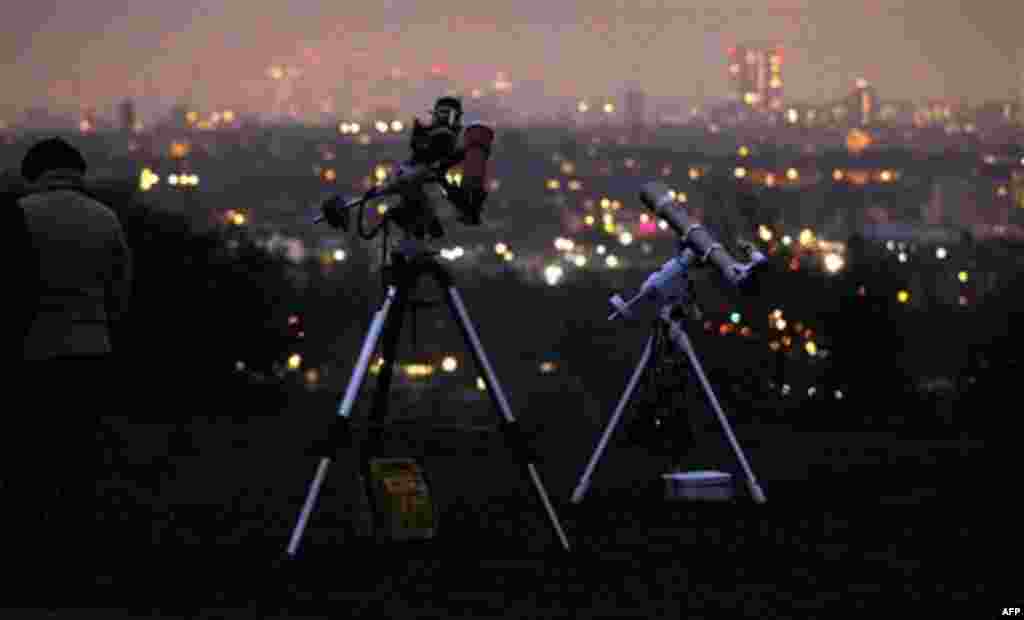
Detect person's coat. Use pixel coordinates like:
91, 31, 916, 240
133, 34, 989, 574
17, 168, 132, 361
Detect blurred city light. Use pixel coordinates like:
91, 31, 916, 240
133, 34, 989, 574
170, 141, 190, 159
618, 232, 633, 246
495, 242, 508, 255
402, 364, 433, 379
897, 290, 910, 303
476, 377, 487, 391
730, 312, 741, 324
898, 252, 908, 263
544, 265, 564, 286
605, 255, 620, 268
799, 228, 815, 247
805, 341, 818, 356
958, 271, 969, 283
574, 255, 587, 267
936, 247, 948, 259
824, 252, 845, 273
442, 356, 458, 373
781, 235, 792, 246
596, 245, 607, 255
734, 167, 747, 179
333, 249, 347, 262
287, 353, 302, 370
758, 225, 773, 242
139, 168, 160, 191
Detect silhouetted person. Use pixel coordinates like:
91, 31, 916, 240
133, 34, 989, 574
6, 137, 132, 566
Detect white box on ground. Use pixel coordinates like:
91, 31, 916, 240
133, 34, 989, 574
662, 470, 734, 501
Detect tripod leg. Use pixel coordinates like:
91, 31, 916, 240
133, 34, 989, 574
444, 286, 572, 552
572, 332, 655, 504
286, 289, 399, 558
368, 288, 410, 427
666, 320, 767, 504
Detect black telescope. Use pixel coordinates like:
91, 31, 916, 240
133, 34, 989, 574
639, 181, 765, 291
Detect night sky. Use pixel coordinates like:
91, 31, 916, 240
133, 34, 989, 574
3, 1, 1022, 113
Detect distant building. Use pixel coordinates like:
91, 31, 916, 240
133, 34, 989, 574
118, 99, 136, 132
849, 79, 878, 127
23, 107, 73, 131
727, 43, 784, 112
624, 88, 647, 129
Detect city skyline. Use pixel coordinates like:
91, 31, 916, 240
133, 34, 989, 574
2, 1, 1023, 119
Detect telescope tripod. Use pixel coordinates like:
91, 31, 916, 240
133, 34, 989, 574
571, 304, 767, 505
286, 241, 571, 556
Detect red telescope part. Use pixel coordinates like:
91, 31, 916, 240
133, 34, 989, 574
461, 122, 494, 190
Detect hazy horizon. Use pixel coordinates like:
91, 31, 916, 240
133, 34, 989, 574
2, 1, 1022, 117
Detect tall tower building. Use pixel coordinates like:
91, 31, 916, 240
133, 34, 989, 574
850, 78, 878, 126
727, 44, 784, 111
118, 98, 136, 132
624, 88, 647, 129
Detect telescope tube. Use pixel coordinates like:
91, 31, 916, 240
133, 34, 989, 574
639, 181, 762, 288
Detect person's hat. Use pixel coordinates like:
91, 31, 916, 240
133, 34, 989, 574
21, 137, 87, 182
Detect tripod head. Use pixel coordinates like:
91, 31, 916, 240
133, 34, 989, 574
315, 97, 495, 240
609, 241, 699, 321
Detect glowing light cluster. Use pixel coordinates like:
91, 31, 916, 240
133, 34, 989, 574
404, 364, 434, 378
799, 228, 816, 247
823, 252, 845, 273
440, 246, 465, 261
168, 173, 199, 187
139, 168, 160, 191
554, 237, 575, 252
225, 210, 247, 226
544, 264, 564, 286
